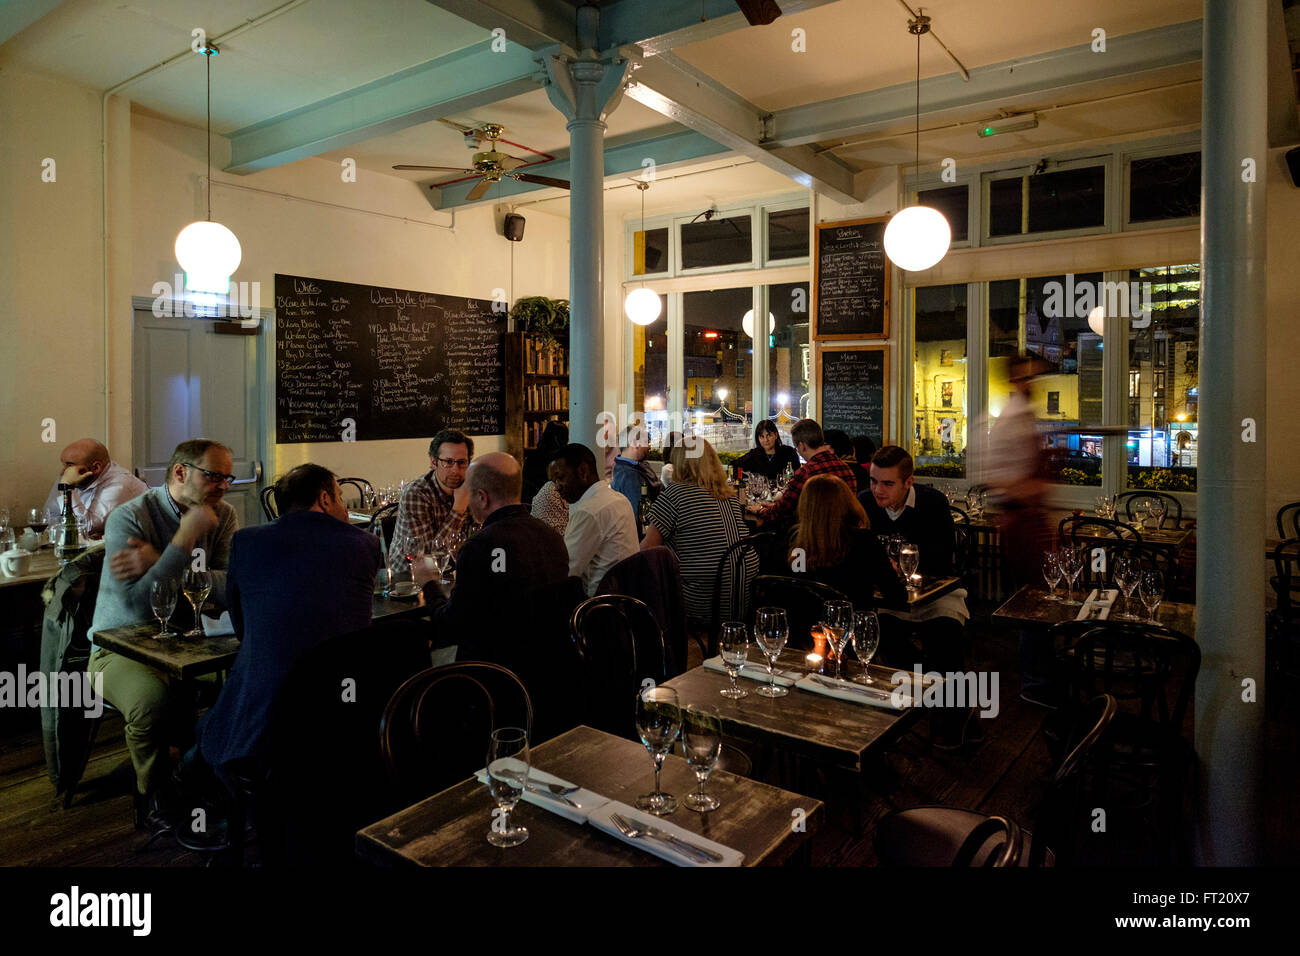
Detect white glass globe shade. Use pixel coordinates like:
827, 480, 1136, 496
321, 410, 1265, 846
625, 287, 662, 325
175, 220, 242, 293
741, 310, 775, 339
883, 206, 951, 272
1087, 305, 1106, 337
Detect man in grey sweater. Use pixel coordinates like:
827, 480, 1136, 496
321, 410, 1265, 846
88, 439, 239, 823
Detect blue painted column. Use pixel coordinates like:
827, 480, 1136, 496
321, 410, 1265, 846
543, 5, 630, 449
1195, 0, 1267, 866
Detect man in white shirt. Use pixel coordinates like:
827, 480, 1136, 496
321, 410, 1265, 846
43, 439, 148, 539
549, 443, 638, 596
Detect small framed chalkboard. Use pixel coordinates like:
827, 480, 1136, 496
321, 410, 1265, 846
813, 217, 889, 340
817, 345, 889, 447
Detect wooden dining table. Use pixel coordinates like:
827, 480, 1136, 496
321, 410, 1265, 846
0, 545, 82, 590
356, 724, 823, 867
993, 584, 1197, 637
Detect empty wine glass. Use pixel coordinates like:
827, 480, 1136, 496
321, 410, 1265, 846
681, 706, 722, 813
181, 568, 211, 638
898, 543, 920, 591
635, 685, 681, 815
1042, 551, 1062, 602
0, 508, 9, 535
150, 579, 178, 639
1133, 499, 1150, 530
821, 600, 853, 680
486, 727, 530, 847
753, 607, 790, 698
850, 610, 880, 684
1139, 570, 1165, 623
718, 621, 750, 699
1113, 553, 1139, 620
1148, 497, 1167, 529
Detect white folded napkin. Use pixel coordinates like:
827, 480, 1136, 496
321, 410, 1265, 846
587, 801, 743, 867
472, 766, 608, 825
703, 655, 800, 687
1084, 588, 1119, 606
201, 611, 236, 637
794, 673, 914, 709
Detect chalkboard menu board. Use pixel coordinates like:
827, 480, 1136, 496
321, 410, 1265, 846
275, 274, 505, 443
817, 346, 889, 445
814, 217, 889, 339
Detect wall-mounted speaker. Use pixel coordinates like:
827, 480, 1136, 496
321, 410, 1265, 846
1287, 147, 1300, 188
504, 213, 526, 241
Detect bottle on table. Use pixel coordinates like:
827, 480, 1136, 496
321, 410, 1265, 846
55, 485, 85, 566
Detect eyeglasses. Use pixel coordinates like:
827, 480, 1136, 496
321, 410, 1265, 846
435, 457, 471, 469
183, 462, 236, 485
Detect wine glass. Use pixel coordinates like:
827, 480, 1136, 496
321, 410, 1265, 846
850, 611, 880, 684
1148, 497, 1167, 529
150, 579, 178, 639
898, 543, 920, 591
753, 607, 790, 698
1042, 550, 1063, 602
1139, 570, 1164, 623
718, 621, 750, 699
1133, 499, 1150, 530
635, 685, 681, 816
821, 600, 853, 680
680, 705, 722, 813
1113, 554, 1138, 620
27, 507, 49, 537
181, 568, 211, 638
0, 508, 9, 536
485, 727, 530, 847
1059, 547, 1082, 606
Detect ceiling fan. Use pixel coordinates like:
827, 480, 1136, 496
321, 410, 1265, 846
735, 0, 782, 26
392, 123, 570, 200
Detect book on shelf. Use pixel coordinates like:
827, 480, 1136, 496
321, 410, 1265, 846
524, 336, 569, 376
524, 382, 569, 411
524, 415, 568, 450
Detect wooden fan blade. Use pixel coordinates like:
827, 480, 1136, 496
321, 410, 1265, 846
465, 178, 494, 200
498, 155, 526, 171
513, 173, 570, 189
735, 0, 781, 27
392, 164, 477, 173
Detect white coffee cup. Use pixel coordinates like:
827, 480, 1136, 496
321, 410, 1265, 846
1, 549, 34, 578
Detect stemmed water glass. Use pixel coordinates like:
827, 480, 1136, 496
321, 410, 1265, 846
1113, 554, 1139, 619
1132, 499, 1150, 530
181, 568, 211, 637
485, 727, 530, 847
898, 543, 920, 591
850, 610, 880, 684
150, 579, 178, 639
821, 600, 853, 680
718, 622, 750, 699
1095, 495, 1115, 519
1147, 497, 1167, 529
965, 488, 985, 518
681, 705, 722, 813
1139, 570, 1165, 623
1059, 547, 1084, 605
0, 509, 9, 537
753, 607, 790, 698
1042, 550, 1063, 602
635, 685, 681, 816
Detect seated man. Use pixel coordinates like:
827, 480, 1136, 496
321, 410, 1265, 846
87, 439, 239, 825
824, 428, 872, 494
859, 445, 975, 749
415, 452, 569, 659
610, 419, 662, 536
191, 464, 381, 793
43, 438, 147, 539
550, 443, 638, 596
388, 428, 478, 558
746, 418, 858, 529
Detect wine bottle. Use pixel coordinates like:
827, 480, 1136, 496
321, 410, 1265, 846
55, 484, 85, 565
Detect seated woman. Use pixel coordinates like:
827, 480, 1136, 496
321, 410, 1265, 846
529, 478, 568, 535
657, 431, 683, 485
643, 439, 756, 632
789, 474, 907, 611
522, 422, 568, 505
735, 420, 801, 481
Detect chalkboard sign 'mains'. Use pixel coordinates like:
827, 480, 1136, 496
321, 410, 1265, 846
814, 217, 889, 340
274, 274, 505, 443
817, 346, 889, 447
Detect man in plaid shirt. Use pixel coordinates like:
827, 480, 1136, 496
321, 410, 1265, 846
389, 429, 479, 558
746, 418, 857, 527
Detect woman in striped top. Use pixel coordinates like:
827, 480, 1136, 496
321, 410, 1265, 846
643, 439, 756, 629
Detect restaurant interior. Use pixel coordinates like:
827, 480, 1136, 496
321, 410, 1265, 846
1, 0, 1298, 894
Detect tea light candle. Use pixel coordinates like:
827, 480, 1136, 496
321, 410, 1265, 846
908, 573, 923, 589
806, 653, 823, 672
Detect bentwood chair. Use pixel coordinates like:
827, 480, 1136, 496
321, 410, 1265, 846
948, 505, 973, 581
1276, 502, 1300, 540
380, 661, 533, 808
708, 532, 772, 657
259, 485, 278, 521
749, 574, 854, 652
1115, 490, 1184, 530
367, 502, 399, 549
336, 477, 374, 508
570, 595, 668, 740
1266, 538, 1300, 716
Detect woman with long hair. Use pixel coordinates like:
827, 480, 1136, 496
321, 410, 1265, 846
735, 419, 801, 480
522, 422, 568, 504
789, 474, 905, 610
643, 439, 755, 629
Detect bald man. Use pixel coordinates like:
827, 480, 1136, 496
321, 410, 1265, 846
414, 452, 569, 657
43, 439, 148, 538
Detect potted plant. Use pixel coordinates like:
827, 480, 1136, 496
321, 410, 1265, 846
510, 296, 570, 350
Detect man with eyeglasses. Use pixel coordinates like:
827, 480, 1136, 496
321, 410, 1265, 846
87, 438, 240, 832
388, 428, 479, 559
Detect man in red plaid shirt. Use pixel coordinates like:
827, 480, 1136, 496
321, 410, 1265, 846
746, 418, 857, 526
389, 429, 479, 558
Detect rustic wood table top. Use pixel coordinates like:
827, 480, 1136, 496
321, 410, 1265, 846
356, 725, 823, 867
663, 649, 918, 773
0, 547, 63, 589
993, 585, 1197, 637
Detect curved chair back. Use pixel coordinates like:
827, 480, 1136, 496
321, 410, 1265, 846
259, 485, 278, 521
1115, 490, 1183, 529
709, 532, 771, 656
367, 502, 399, 550
336, 477, 374, 508
948, 505, 972, 578
1277, 502, 1300, 540
952, 816, 1022, 867
1031, 693, 1118, 866
570, 595, 667, 739
750, 574, 855, 651
380, 661, 533, 807
597, 547, 687, 677
1270, 538, 1300, 617
1058, 515, 1141, 547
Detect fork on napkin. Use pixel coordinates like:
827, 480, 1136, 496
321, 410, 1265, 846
1076, 588, 1119, 621
473, 766, 609, 824
587, 802, 743, 867
794, 673, 913, 709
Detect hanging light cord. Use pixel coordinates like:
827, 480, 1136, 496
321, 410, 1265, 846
913, 21, 920, 179
206, 46, 212, 221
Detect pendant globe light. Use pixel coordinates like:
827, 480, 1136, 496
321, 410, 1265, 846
883, 13, 951, 273
625, 182, 662, 326
175, 42, 242, 296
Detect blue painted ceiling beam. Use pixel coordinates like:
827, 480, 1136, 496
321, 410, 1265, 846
422, 0, 576, 50
0, 0, 65, 46
225, 40, 541, 174
598, 0, 841, 56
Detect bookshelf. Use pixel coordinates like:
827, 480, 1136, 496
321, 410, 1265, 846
505, 331, 570, 462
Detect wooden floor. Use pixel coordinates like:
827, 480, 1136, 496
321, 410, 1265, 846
2, 603, 1296, 867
